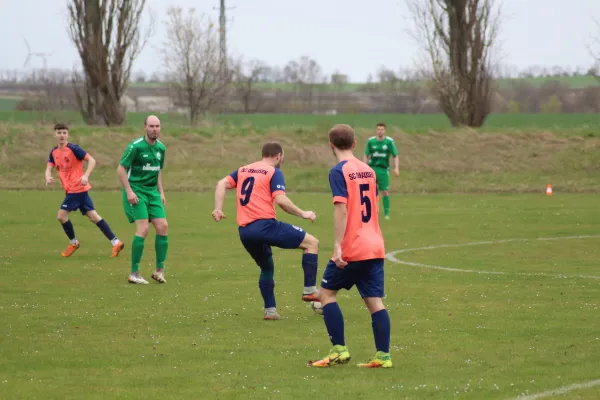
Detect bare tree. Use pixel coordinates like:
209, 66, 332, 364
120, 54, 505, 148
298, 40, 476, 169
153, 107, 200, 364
589, 19, 600, 82
408, 0, 501, 127
67, 0, 152, 126
283, 56, 324, 109
233, 59, 269, 113
162, 6, 232, 125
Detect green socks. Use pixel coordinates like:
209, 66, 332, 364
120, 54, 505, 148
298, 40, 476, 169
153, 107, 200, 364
383, 195, 390, 216
131, 235, 168, 273
155, 235, 169, 269
131, 235, 145, 273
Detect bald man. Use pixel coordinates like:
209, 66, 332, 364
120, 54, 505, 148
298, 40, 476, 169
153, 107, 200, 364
117, 115, 169, 284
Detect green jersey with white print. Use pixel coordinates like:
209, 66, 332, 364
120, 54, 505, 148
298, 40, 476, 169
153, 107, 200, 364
119, 136, 166, 188
364, 136, 398, 170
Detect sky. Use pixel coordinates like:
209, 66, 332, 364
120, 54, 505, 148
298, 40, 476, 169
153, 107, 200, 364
1, 0, 599, 82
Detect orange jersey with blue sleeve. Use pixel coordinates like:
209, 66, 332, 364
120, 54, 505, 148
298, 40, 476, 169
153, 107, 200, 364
226, 161, 286, 227
47, 143, 92, 194
329, 157, 385, 261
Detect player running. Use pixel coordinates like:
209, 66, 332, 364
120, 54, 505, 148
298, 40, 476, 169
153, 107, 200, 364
308, 124, 392, 368
212, 142, 321, 321
117, 115, 169, 285
363, 122, 399, 220
45, 123, 124, 258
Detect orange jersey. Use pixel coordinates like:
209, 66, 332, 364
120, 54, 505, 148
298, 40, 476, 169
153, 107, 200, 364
226, 161, 286, 227
47, 143, 91, 194
329, 157, 385, 261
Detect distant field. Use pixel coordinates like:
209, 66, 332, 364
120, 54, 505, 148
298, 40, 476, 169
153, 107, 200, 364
126, 75, 600, 91
0, 97, 19, 111
0, 111, 598, 135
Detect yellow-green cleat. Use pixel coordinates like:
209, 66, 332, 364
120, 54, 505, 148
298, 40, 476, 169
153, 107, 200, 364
357, 351, 393, 368
307, 345, 351, 367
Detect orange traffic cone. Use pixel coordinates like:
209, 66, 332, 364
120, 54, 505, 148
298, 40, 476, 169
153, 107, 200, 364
546, 184, 552, 195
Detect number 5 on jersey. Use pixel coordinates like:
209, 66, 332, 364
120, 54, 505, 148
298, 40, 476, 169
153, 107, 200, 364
360, 183, 372, 223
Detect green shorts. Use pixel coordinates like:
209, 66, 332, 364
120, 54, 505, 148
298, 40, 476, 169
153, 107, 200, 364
122, 186, 166, 223
373, 167, 390, 191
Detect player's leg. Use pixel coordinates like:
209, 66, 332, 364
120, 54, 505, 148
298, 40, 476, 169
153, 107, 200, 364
270, 221, 320, 300
355, 259, 392, 368
376, 168, 391, 220
83, 193, 124, 257
57, 194, 80, 257
123, 189, 150, 284
238, 231, 279, 320
308, 260, 353, 367
147, 190, 168, 284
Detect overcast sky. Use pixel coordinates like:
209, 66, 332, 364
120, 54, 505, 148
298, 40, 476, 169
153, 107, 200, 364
1, 0, 599, 82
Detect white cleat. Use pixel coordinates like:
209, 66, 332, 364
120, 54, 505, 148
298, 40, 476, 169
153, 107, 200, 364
128, 274, 149, 284
151, 271, 166, 284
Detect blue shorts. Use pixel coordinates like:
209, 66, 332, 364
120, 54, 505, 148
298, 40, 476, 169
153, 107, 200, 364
61, 191, 95, 215
321, 258, 385, 298
238, 219, 307, 263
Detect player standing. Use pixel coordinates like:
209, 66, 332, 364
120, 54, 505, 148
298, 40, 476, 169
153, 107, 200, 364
212, 142, 321, 320
363, 122, 399, 220
308, 124, 392, 368
45, 123, 124, 257
117, 115, 169, 285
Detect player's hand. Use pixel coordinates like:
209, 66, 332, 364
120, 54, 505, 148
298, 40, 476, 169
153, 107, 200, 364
301, 211, 316, 222
394, 168, 400, 177
126, 190, 139, 205
212, 209, 226, 222
333, 244, 348, 268
80, 174, 89, 186
160, 193, 167, 206
45, 176, 53, 185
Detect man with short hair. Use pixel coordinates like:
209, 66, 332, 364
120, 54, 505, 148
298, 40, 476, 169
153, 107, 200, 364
363, 122, 399, 220
117, 115, 169, 285
45, 123, 124, 257
212, 142, 321, 320
308, 124, 392, 368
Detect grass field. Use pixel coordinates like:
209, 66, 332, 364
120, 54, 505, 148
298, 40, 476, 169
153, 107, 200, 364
1, 191, 599, 399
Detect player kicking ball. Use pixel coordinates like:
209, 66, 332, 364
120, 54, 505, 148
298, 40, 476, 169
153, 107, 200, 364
212, 142, 321, 321
308, 124, 392, 368
45, 123, 124, 258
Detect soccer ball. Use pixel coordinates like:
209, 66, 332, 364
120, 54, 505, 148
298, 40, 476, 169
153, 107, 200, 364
311, 301, 324, 315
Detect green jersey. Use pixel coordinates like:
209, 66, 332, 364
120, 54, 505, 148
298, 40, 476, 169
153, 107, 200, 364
365, 136, 398, 169
119, 136, 166, 188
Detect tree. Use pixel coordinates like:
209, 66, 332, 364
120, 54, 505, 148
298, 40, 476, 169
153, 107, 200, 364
408, 0, 501, 127
589, 19, 600, 82
67, 0, 151, 126
233, 59, 269, 113
162, 6, 232, 125
283, 56, 324, 108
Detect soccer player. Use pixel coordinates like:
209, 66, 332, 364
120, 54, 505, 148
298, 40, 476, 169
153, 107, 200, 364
308, 124, 392, 368
212, 142, 321, 320
45, 123, 124, 258
117, 115, 169, 285
363, 122, 399, 220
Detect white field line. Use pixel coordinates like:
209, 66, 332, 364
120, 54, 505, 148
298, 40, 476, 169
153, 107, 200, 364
508, 378, 600, 399
385, 235, 600, 280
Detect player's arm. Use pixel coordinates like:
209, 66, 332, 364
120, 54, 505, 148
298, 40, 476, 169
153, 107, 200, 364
363, 141, 371, 164
117, 144, 139, 204
81, 154, 96, 185
390, 140, 399, 175
329, 167, 349, 267
158, 170, 166, 206
212, 170, 237, 222
271, 169, 315, 221
45, 150, 55, 184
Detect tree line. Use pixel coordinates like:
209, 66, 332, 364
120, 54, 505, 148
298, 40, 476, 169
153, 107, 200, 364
6, 1, 600, 127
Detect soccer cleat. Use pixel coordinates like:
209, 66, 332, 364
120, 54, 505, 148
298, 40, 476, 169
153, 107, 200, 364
357, 351, 393, 368
384, 215, 390, 220
128, 274, 149, 284
307, 345, 351, 367
61, 241, 80, 257
151, 270, 166, 284
263, 310, 281, 320
111, 241, 125, 258
301, 291, 320, 302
